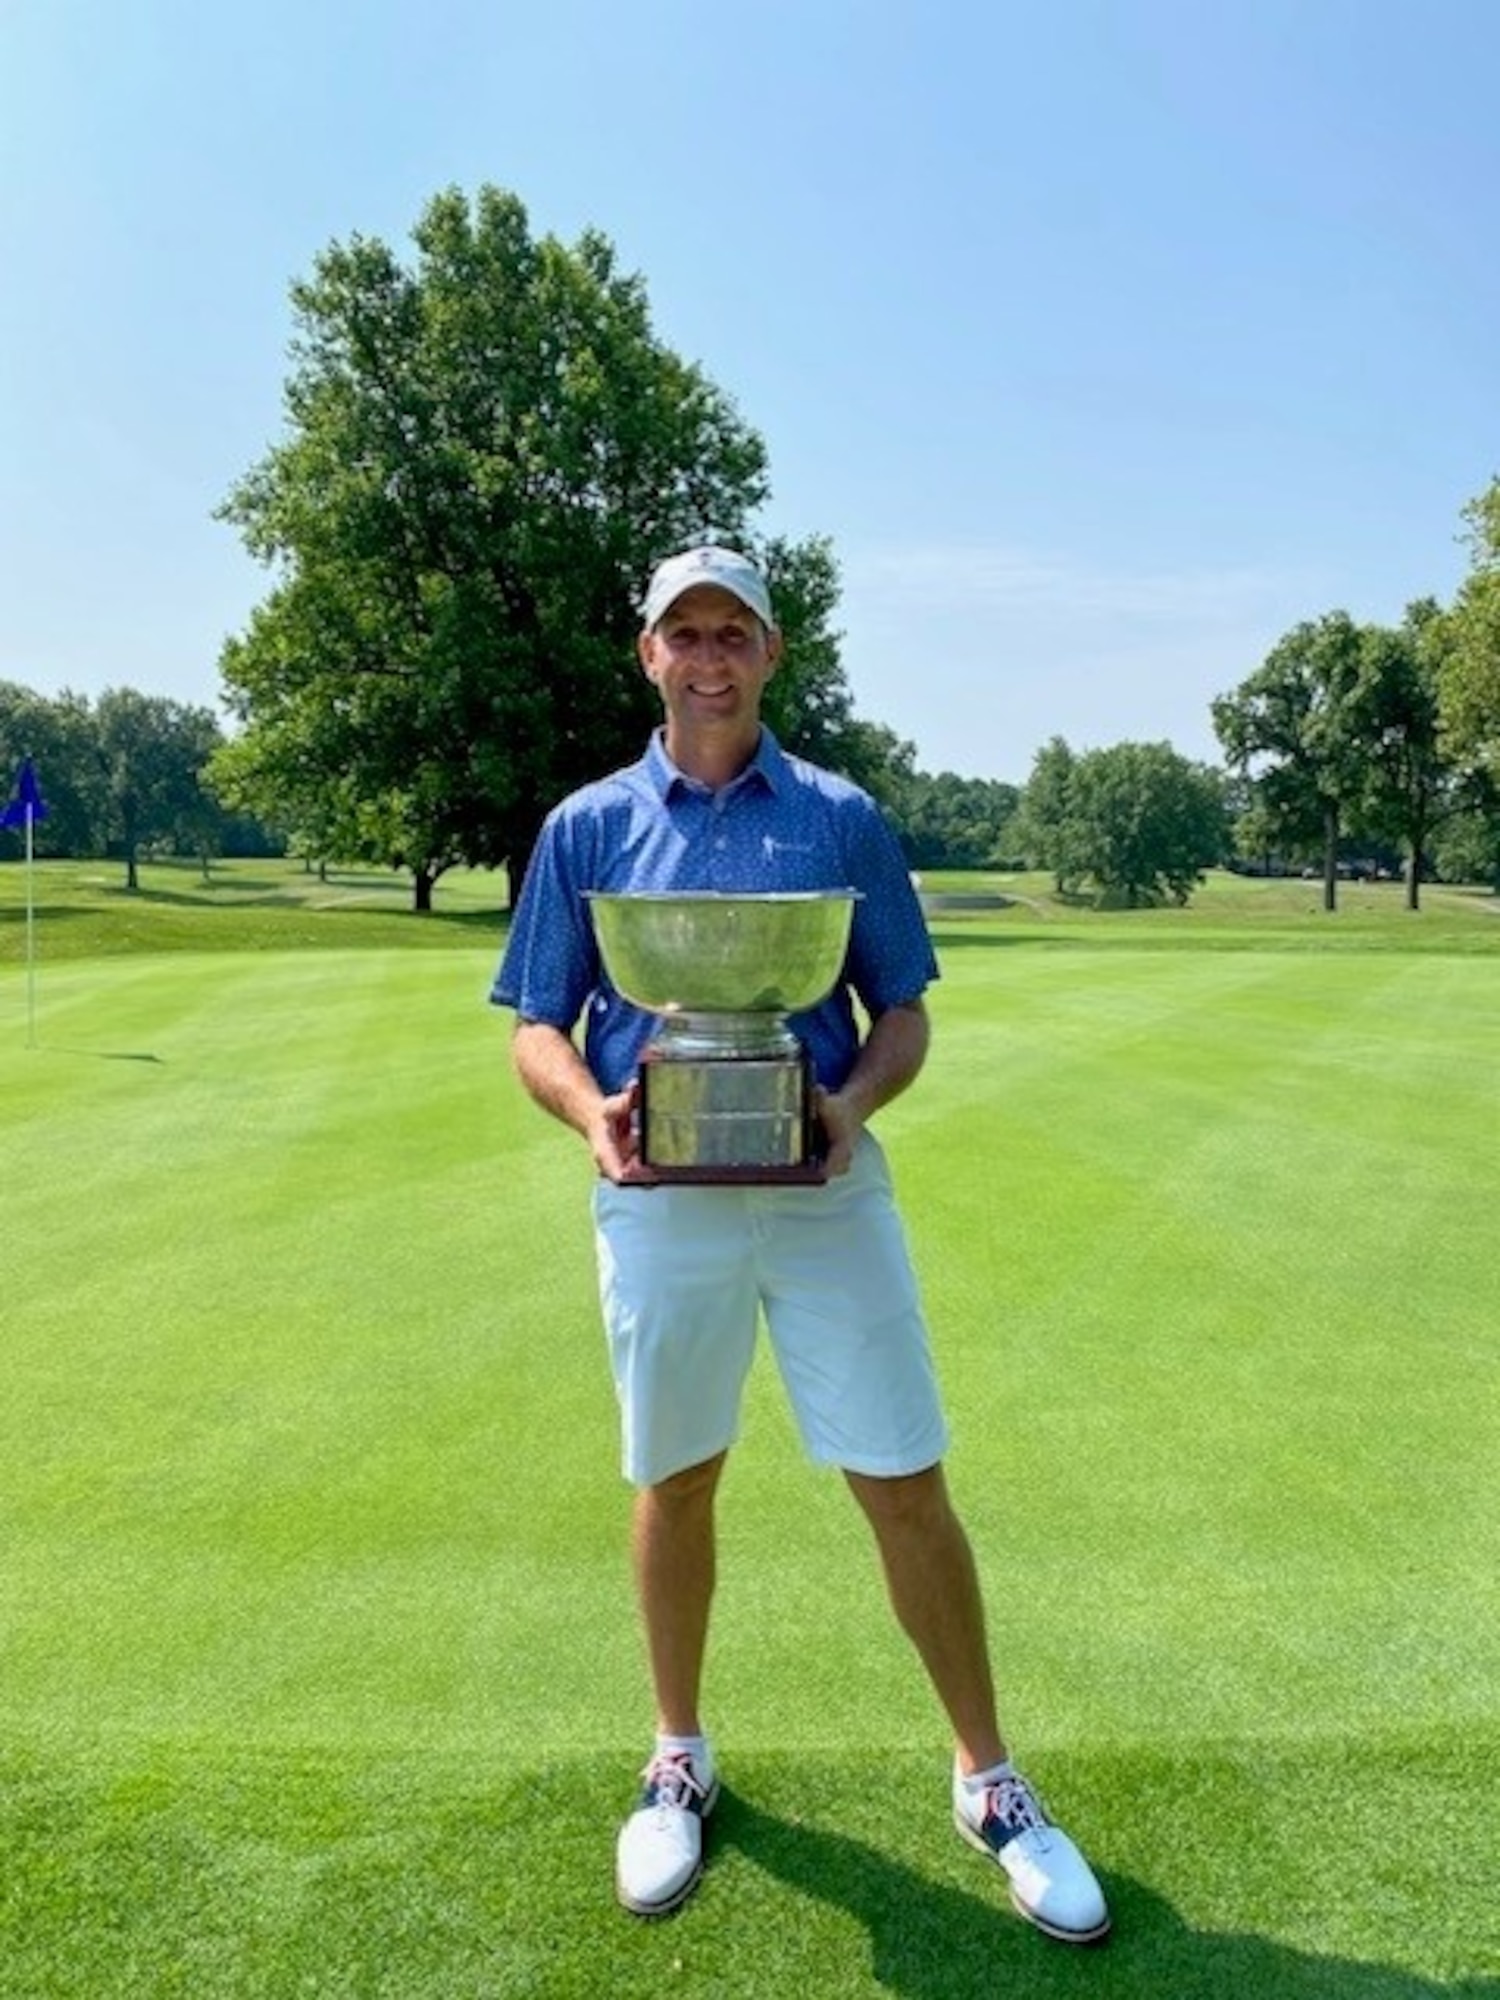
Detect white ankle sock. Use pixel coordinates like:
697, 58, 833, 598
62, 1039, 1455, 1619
657, 1732, 710, 1772
960, 1757, 1015, 1794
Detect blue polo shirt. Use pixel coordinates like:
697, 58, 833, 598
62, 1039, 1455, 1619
491, 728, 939, 1094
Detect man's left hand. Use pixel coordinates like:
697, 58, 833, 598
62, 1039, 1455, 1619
812, 1085, 863, 1178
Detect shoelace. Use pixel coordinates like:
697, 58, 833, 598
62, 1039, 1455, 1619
640, 1751, 710, 1815
979, 1775, 1050, 1841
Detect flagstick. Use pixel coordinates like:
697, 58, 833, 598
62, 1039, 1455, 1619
24, 806, 37, 1047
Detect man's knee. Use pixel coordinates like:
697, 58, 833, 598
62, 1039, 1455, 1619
844, 1460, 951, 1533
643, 1450, 728, 1514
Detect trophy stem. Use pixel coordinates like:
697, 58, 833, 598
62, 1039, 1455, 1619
653, 1010, 799, 1059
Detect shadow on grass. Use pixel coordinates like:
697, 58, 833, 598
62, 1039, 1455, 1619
926, 927, 1071, 951
332, 902, 504, 932
64, 883, 502, 923
717, 1788, 1485, 2000
0, 1751, 1489, 1999
0, 903, 118, 926
50, 1047, 166, 1063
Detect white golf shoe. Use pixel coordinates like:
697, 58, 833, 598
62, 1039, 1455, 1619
953, 1763, 1111, 1944
616, 1745, 719, 1916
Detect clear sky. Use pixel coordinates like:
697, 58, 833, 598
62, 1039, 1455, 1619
3, 0, 1497, 783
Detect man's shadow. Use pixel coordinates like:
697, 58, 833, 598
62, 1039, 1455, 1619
715, 1789, 1495, 1999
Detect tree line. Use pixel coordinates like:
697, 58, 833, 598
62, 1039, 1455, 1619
1211, 588, 1500, 911
4, 184, 1498, 909
0, 682, 274, 886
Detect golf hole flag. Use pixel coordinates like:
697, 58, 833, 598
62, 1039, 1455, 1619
4, 757, 49, 1046
2, 756, 49, 829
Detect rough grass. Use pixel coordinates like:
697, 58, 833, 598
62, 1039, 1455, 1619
1, 861, 1496, 1996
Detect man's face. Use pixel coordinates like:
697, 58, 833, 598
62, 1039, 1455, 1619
638, 583, 781, 732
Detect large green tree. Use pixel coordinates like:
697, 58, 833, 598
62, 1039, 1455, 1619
216, 186, 847, 909
1066, 741, 1225, 906
1212, 610, 1365, 912
1442, 481, 1500, 779
1013, 736, 1224, 904
1011, 736, 1084, 890
1349, 601, 1487, 910
95, 689, 224, 889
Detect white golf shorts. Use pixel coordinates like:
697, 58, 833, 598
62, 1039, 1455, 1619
591, 1132, 950, 1487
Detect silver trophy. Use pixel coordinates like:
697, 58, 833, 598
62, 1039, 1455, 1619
586, 890, 860, 1184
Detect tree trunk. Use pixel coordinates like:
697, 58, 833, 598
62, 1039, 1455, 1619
1405, 810, 1425, 912
1322, 801, 1339, 913
412, 866, 436, 913
122, 799, 139, 891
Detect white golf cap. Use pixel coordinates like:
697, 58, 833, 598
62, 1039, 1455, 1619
641, 545, 776, 631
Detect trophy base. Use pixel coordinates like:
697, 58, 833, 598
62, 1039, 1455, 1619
627, 1049, 826, 1186
620, 1159, 830, 1187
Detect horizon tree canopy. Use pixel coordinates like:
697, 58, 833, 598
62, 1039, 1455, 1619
215, 184, 849, 908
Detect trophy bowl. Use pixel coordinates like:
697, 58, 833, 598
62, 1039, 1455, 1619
586, 890, 858, 1018
585, 890, 860, 1181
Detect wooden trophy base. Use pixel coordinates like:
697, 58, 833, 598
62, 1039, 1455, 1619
620, 1049, 828, 1187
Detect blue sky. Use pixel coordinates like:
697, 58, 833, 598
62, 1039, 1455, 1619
3, 0, 1497, 783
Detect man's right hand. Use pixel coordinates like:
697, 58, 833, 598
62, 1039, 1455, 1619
589, 1081, 640, 1182
512, 1021, 641, 1181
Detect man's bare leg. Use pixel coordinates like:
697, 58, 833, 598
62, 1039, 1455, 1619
632, 1450, 727, 1734
616, 1451, 727, 1915
844, 1461, 1007, 1774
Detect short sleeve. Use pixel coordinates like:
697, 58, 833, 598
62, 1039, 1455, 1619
841, 798, 939, 1015
490, 809, 600, 1029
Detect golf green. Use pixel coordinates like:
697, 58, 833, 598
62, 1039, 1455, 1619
1, 881, 1495, 1995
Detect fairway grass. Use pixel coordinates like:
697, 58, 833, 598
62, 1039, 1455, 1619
1, 865, 1496, 1996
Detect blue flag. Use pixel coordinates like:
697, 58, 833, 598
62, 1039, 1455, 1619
1, 757, 48, 828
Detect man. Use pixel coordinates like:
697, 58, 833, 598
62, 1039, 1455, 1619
491, 545, 1109, 1944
